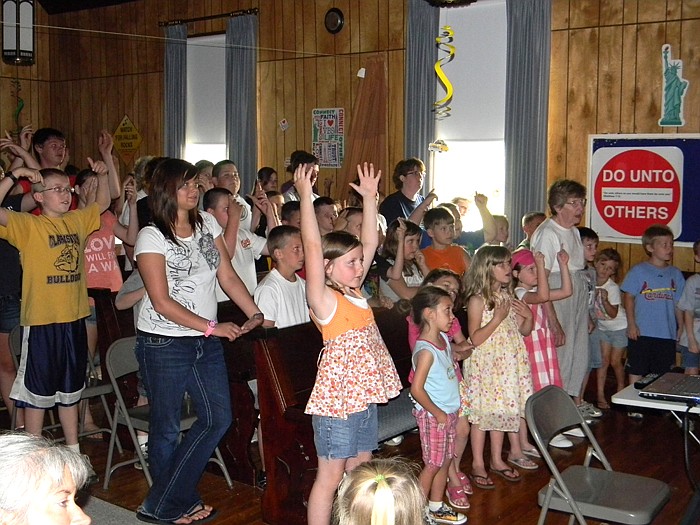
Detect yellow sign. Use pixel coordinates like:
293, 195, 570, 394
113, 115, 142, 166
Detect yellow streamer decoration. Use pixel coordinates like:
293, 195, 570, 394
434, 26, 455, 119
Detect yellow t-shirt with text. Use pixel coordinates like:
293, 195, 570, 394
0, 203, 100, 326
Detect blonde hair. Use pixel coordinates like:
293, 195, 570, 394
334, 459, 425, 525
463, 245, 511, 309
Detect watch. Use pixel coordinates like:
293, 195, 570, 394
5, 171, 17, 183
204, 319, 217, 337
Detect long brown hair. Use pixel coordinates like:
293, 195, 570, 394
149, 158, 202, 245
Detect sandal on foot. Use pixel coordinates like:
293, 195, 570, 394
597, 400, 610, 410
184, 505, 217, 523
522, 447, 541, 458
136, 511, 192, 524
469, 471, 495, 490
507, 457, 539, 470
446, 485, 470, 509
454, 471, 473, 495
489, 466, 521, 482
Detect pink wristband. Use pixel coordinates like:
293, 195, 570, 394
204, 320, 217, 337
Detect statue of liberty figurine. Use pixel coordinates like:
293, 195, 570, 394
659, 45, 689, 127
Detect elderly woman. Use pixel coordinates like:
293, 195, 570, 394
0, 432, 91, 525
530, 180, 591, 425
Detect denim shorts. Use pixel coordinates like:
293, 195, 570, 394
679, 345, 700, 369
588, 328, 603, 369
0, 292, 20, 333
85, 304, 97, 325
312, 404, 378, 460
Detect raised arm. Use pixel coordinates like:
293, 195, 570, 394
474, 192, 497, 244
349, 162, 381, 282
549, 249, 572, 301
386, 218, 407, 281
0, 167, 42, 226
113, 179, 138, 245
97, 130, 122, 201
222, 196, 242, 257
88, 157, 111, 213
407, 190, 437, 226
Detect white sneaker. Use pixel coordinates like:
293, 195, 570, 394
429, 503, 467, 524
384, 435, 404, 446
578, 402, 602, 418
549, 434, 573, 448
563, 427, 585, 438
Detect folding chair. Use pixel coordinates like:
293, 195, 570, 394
103, 336, 233, 490
525, 385, 670, 525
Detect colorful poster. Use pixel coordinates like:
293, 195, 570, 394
588, 134, 700, 246
312, 108, 344, 168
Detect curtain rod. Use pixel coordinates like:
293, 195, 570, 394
158, 8, 259, 28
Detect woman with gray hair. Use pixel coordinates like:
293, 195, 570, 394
0, 432, 91, 525
530, 180, 591, 447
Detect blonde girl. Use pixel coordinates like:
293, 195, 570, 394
333, 458, 425, 525
379, 218, 430, 303
410, 286, 466, 524
296, 163, 402, 525
463, 246, 533, 488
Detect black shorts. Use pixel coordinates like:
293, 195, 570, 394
626, 336, 676, 376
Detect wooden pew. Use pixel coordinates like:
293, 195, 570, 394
255, 307, 415, 525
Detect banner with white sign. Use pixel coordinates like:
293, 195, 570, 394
588, 134, 700, 246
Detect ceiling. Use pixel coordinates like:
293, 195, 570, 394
37, 0, 138, 15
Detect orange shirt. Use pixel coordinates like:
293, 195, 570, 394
422, 244, 467, 276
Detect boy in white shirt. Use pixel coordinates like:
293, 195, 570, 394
204, 187, 280, 296
254, 225, 309, 328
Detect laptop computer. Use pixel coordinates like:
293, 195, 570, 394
639, 372, 700, 405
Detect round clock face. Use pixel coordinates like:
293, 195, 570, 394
325, 8, 344, 34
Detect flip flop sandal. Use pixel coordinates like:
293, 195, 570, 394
489, 467, 521, 482
469, 472, 495, 490
522, 447, 541, 458
446, 485, 470, 509
454, 471, 473, 495
507, 457, 539, 470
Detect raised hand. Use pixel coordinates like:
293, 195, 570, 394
228, 195, 243, 219
293, 163, 316, 198
18, 126, 33, 150
87, 157, 108, 176
124, 177, 137, 205
556, 246, 569, 267
98, 130, 114, 157
474, 192, 488, 208
13, 166, 42, 184
349, 162, 381, 199
534, 251, 545, 266
396, 217, 408, 240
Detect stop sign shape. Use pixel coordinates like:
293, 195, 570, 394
593, 149, 681, 237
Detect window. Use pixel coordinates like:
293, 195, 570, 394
433, 0, 506, 228
185, 34, 226, 164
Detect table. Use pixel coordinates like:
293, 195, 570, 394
612, 383, 700, 445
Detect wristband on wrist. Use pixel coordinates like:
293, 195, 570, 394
5, 171, 17, 183
204, 319, 217, 337
250, 312, 263, 321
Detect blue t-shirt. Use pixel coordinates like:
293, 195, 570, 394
411, 333, 460, 413
620, 262, 685, 340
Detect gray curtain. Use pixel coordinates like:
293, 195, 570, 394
163, 24, 187, 158
226, 15, 258, 194
504, 0, 551, 245
405, 0, 439, 193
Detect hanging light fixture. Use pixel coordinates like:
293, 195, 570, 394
424, 0, 477, 6
3, 0, 34, 65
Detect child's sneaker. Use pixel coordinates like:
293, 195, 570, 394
429, 503, 467, 524
578, 401, 602, 418
82, 454, 99, 485
134, 442, 149, 471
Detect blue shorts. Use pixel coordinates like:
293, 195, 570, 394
312, 404, 378, 460
0, 292, 20, 333
597, 328, 628, 350
11, 320, 88, 409
588, 328, 603, 369
85, 304, 97, 325
679, 345, 700, 370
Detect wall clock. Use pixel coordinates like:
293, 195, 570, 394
324, 8, 344, 34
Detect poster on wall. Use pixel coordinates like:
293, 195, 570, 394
312, 108, 344, 168
588, 134, 700, 247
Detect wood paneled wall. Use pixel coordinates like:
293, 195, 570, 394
7, 0, 405, 198
549, 0, 700, 273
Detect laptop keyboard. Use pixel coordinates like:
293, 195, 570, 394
668, 376, 700, 395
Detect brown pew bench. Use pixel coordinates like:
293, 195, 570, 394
255, 307, 415, 525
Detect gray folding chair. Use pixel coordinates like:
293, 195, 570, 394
103, 336, 233, 490
525, 385, 670, 525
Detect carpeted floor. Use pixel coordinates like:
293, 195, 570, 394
81, 495, 141, 524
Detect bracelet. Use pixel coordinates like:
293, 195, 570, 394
250, 312, 263, 321
5, 171, 17, 183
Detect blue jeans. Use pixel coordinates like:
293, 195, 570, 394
135, 333, 232, 521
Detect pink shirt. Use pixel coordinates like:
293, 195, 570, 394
85, 211, 123, 292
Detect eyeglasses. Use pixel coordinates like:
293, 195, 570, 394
404, 170, 425, 177
40, 186, 74, 194
565, 198, 587, 208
